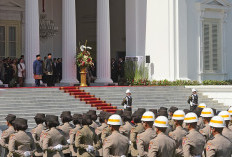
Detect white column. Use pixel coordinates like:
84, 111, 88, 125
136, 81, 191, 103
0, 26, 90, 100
25, 0, 40, 84
95, 0, 113, 84
61, 0, 78, 84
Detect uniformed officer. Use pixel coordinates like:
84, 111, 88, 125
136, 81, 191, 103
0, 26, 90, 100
182, 112, 206, 157
75, 114, 100, 157
168, 106, 178, 130
157, 109, 172, 134
95, 112, 108, 156
69, 114, 82, 157
120, 112, 133, 138
199, 108, 214, 141
137, 111, 156, 157
206, 116, 232, 157
39, 115, 51, 152
8, 118, 35, 157
218, 111, 232, 142
31, 113, 45, 157
103, 114, 129, 157
101, 113, 112, 143
194, 107, 205, 130
169, 110, 187, 157
148, 116, 176, 157
130, 112, 144, 157
121, 89, 132, 111
0, 114, 16, 157
187, 89, 198, 111
88, 110, 100, 129
58, 111, 74, 157
42, 115, 69, 157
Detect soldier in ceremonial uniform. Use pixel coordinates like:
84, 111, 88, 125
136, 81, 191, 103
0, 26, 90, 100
69, 114, 82, 157
31, 113, 45, 157
206, 116, 232, 157
75, 114, 100, 157
187, 89, 198, 111
169, 110, 187, 157
58, 111, 74, 157
218, 111, 232, 142
130, 113, 144, 157
121, 89, 132, 111
148, 116, 176, 157
42, 115, 69, 157
95, 112, 108, 156
137, 111, 156, 157
103, 114, 129, 157
199, 108, 214, 141
120, 112, 134, 138
0, 114, 16, 157
88, 110, 100, 129
182, 112, 206, 157
168, 106, 178, 130
8, 118, 35, 157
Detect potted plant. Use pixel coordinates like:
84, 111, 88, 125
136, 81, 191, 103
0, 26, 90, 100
76, 41, 94, 86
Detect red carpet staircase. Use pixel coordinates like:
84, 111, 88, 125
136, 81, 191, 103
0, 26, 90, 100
60, 86, 119, 113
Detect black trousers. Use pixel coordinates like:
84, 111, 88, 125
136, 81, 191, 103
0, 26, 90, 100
64, 154, 70, 157
190, 105, 197, 111
46, 75, 53, 87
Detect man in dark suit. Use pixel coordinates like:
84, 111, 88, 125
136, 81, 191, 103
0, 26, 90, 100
33, 55, 43, 87
111, 58, 118, 82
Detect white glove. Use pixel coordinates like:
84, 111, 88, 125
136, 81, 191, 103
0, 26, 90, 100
24, 151, 31, 157
124, 105, 127, 109
53, 144, 63, 151
67, 139, 70, 144
121, 155, 126, 157
86, 145, 94, 153
129, 141, 132, 145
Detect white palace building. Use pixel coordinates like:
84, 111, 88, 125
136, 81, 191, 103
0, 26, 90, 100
1, 0, 232, 85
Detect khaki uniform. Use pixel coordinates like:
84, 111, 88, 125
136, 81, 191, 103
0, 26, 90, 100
95, 123, 108, 156
165, 125, 173, 135
182, 129, 206, 157
169, 126, 187, 156
119, 121, 133, 138
8, 131, 35, 157
103, 131, 129, 157
222, 127, 232, 142
0, 126, 15, 156
148, 132, 176, 157
31, 124, 45, 156
136, 128, 156, 157
58, 122, 74, 154
197, 117, 205, 130
90, 121, 100, 130
206, 134, 232, 157
130, 123, 144, 157
199, 123, 212, 141
75, 125, 100, 157
69, 124, 82, 156
39, 129, 49, 149
168, 119, 175, 130
42, 127, 69, 157
101, 126, 111, 143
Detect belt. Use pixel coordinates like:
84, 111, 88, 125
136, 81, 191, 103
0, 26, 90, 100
126, 106, 132, 108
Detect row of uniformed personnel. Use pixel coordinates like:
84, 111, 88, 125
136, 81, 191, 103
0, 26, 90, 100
0, 105, 232, 157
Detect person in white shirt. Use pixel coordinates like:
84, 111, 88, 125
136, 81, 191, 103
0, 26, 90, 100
17, 58, 25, 87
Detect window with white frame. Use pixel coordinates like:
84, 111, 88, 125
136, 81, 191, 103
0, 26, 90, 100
203, 18, 222, 73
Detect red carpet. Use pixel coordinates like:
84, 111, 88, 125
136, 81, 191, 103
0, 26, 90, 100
60, 86, 120, 113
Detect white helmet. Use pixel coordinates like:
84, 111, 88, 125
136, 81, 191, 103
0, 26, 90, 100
184, 112, 198, 123
126, 89, 131, 94
172, 110, 185, 120
107, 114, 122, 126
200, 108, 214, 118
141, 111, 155, 122
192, 89, 197, 92
218, 111, 231, 121
154, 116, 168, 128
209, 116, 225, 128
228, 107, 232, 116
198, 103, 207, 109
